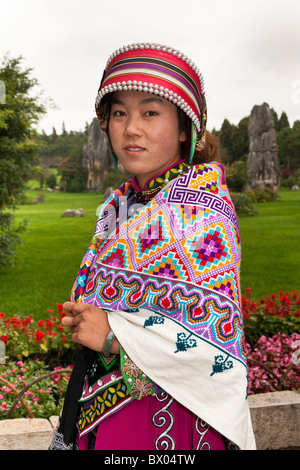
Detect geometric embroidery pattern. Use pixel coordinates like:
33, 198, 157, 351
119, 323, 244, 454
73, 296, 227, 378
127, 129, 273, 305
172, 204, 205, 232
128, 211, 174, 262
99, 242, 129, 269
191, 225, 231, 265
142, 250, 189, 281
83, 266, 246, 363
167, 175, 239, 230
183, 222, 233, 277
200, 269, 238, 304
72, 162, 245, 365
77, 380, 130, 434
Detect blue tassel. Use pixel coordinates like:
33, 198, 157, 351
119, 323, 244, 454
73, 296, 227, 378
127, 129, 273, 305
112, 153, 119, 172
189, 122, 197, 163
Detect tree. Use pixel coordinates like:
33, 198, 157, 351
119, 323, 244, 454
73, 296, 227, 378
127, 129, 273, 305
46, 172, 57, 189
277, 127, 300, 172
293, 120, 300, 134
218, 117, 250, 163
31, 165, 52, 189
219, 119, 234, 162
278, 111, 290, 131
0, 55, 47, 266
271, 108, 279, 131
231, 116, 249, 162
58, 154, 87, 192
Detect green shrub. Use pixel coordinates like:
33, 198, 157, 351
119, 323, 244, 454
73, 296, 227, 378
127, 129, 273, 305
226, 160, 248, 192
230, 191, 258, 216
246, 187, 279, 203
45, 173, 57, 189
102, 170, 132, 193
281, 168, 300, 188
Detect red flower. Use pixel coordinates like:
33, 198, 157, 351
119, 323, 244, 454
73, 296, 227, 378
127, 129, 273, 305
35, 329, 45, 344
1, 334, 8, 344
46, 319, 54, 332
245, 287, 252, 298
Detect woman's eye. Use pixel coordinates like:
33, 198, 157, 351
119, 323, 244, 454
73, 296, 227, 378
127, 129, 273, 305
112, 110, 126, 117
145, 111, 158, 116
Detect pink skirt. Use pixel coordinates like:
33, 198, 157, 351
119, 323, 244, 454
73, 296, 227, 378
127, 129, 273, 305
76, 392, 226, 450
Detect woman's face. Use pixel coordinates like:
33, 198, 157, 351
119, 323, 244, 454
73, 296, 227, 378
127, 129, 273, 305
108, 90, 187, 189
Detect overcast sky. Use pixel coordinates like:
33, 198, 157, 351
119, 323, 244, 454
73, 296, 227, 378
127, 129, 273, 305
1, 0, 300, 134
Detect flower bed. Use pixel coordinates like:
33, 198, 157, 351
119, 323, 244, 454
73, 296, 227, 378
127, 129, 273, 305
246, 333, 300, 395
0, 304, 75, 419
0, 304, 75, 363
0, 292, 299, 419
0, 359, 72, 418
242, 288, 300, 346
243, 289, 300, 395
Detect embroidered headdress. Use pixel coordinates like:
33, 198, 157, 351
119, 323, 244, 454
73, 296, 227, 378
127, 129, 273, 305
95, 42, 207, 161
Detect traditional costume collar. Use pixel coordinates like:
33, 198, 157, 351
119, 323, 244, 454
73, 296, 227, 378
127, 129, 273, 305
130, 159, 188, 204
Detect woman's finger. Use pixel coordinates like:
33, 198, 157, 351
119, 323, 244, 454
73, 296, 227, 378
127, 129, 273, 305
63, 301, 87, 316
62, 301, 75, 315
61, 315, 76, 327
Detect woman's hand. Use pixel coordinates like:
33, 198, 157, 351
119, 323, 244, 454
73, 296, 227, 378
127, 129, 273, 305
61, 301, 120, 355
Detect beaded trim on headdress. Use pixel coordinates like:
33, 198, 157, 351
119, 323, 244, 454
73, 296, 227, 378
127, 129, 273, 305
95, 42, 207, 159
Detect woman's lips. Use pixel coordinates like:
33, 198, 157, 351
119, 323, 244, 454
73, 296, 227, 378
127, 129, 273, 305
124, 145, 146, 154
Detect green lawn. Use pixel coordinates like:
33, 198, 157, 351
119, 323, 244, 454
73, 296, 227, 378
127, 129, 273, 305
0, 190, 103, 318
238, 188, 300, 300
0, 187, 299, 318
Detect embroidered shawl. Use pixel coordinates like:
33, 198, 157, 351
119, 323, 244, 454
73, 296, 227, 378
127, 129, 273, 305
70, 162, 256, 450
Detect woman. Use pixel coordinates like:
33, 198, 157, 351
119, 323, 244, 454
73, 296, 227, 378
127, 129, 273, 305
51, 43, 256, 450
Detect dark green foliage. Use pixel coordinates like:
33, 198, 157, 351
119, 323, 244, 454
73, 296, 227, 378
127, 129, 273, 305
102, 170, 132, 193
281, 168, 300, 188
246, 187, 279, 203
216, 116, 249, 164
226, 160, 248, 192
230, 192, 258, 216
277, 125, 300, 173
0, 55, 46, 266
45, 173, 57, 189
38, 126, 88, 192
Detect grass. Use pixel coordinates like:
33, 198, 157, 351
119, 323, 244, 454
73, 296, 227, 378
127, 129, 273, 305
0, 187, 299, 318
0, 189, 103, 319
238, 188, 300, 300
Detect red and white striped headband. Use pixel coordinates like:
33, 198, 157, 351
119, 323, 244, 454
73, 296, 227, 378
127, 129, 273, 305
95, 42, 206, 137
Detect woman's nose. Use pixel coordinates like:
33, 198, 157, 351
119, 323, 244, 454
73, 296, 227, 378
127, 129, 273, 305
124, 115, 143, 136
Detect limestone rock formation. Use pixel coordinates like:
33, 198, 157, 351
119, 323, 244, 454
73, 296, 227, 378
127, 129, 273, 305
82, 118, 113, 190
62, 208, 84, 217
247, 103, 280, 192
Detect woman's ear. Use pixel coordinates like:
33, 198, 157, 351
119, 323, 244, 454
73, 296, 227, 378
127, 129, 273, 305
179, 130, 187, 143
